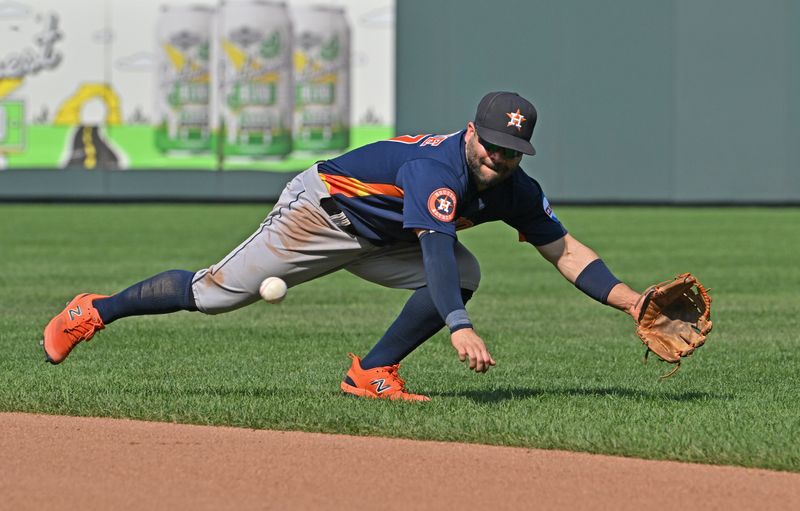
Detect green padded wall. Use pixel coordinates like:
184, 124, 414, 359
396, 0, 799, 203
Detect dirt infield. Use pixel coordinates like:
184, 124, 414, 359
2, 413, 798, 510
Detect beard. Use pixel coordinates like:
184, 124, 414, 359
466, 138, 517, 188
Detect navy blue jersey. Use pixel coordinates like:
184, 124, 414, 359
317, 130, 567, 245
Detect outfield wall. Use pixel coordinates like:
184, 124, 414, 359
396, 0, 799, 204
2, 0, 798, 203
0, 169, 294, 202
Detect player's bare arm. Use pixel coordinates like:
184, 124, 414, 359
535, 233, 713, 377
535, 233, 641, 315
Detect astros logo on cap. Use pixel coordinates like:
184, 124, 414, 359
427, 188, 457, 222
506, 108, 526, 130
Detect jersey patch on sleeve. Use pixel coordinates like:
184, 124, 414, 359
427, 188, 457, 222
542, 195, 559, 221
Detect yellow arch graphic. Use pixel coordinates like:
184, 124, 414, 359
54, 83, 123, 125
0, 78, 24, 99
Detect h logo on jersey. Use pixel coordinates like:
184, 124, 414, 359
370, 378, 392, 393
427, 188, 457, 222
67, 306, 83, 321
506, 108, 526, 131
437, 196, 453, 214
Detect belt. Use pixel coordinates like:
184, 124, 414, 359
320, 197, 357, 237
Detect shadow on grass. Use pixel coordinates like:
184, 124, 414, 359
430, 386, 733, 404
117, 381, 731, 404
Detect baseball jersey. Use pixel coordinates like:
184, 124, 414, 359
317, 130, 567, 245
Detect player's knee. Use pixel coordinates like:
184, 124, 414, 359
190, 268, 258, 315
457, 252, 481, 291
193, 294, 259, 315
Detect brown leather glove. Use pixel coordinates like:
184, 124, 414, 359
634, 273, 713, 378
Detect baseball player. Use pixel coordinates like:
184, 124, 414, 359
42, 91, 644, 401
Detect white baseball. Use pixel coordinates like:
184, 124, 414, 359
259, 277, 288, 304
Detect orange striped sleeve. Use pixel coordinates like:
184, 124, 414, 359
319, 173, 404, 198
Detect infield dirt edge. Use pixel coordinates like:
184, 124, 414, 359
2, 412, 799, 511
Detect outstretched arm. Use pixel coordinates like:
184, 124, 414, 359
535, 234, 641, 317
417, 229, 496, 373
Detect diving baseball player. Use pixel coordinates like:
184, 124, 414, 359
42, 91, 648, 401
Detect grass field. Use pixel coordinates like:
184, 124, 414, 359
1, 205, 798, 472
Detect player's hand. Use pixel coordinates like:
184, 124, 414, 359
450, 328, 496, 373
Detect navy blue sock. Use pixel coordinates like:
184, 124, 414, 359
358, 287, 474, 371
93, 269, 198, 325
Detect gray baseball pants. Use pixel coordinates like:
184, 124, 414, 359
191, 165, 481, 314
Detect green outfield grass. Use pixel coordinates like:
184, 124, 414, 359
1, 205, 798, 471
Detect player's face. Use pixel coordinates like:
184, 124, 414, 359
465, 122, 523, 190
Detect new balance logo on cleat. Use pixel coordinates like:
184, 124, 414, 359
67, 306, 83, 321
340, 353, 430, 401
370, 378, 391, 393
42, 293, 107, 365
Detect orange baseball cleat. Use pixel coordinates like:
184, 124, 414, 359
340, 353, 430, 401
42, 293, 108, 364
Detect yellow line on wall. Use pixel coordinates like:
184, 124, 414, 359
83, 127, 97, 169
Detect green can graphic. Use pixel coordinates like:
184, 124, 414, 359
155, 5, 213, 152
292, 6, 350, 153
0, 101, 25, 152
213, 0, 293, 158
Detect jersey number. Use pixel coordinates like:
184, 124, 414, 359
388, 133, 454, 147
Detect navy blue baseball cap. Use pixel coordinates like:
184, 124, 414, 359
474, 91, 537, 155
